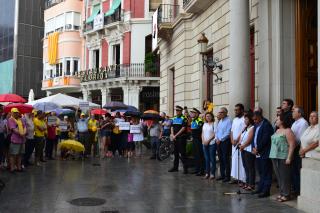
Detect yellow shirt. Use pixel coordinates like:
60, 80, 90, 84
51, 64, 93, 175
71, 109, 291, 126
88, 119, 98, 132
34, 117, 46, 137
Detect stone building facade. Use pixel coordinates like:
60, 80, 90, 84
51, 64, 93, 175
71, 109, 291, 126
156, 0, 319, 212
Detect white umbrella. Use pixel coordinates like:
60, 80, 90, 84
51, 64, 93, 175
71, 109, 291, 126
28, 93, 100, 108
28, 89, 35, 103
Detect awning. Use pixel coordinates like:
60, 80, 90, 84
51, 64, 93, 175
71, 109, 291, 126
104, 0, 121, 17
86, 4, 100, 23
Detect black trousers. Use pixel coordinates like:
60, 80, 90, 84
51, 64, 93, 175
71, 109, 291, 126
173, 136, 187, 170
24, 138, 35, 164
241, 150, 256, 186
256, 158, 272, 193
217, 139, 231, 179
45, 138, 56, 158
193, 136, 205, 173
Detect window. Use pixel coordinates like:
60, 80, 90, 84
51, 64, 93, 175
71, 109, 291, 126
73, 59, 78, 75
55, 14, 64, 32
113, 44, 120, 65
66, 60, 71, 75
65, 12, 73, 30
74, 13, 81, 30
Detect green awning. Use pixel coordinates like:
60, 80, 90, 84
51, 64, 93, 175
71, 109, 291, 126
104, 0, 121, 17
86, 4, 100, 23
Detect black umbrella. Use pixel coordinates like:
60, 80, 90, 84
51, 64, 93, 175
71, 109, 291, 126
124, 111, 142, 117
141, 113, 161, 120
103, 101, 128, 110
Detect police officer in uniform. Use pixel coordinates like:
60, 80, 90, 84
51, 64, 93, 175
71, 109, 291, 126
190, 108, 205, 176
169, 106, 188, 174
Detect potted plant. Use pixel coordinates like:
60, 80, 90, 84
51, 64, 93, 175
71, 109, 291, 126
144, 52, 156, 77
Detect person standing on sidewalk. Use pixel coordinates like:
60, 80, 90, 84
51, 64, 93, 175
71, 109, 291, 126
216, 107, 232, 182
230, 103, 246, 184
33, 111, 47, 166
291, 106, 309, 195
23, 111, 35, 166
77, 113, 89, 157
190, 108, 205, 176
88, 114, 99, 157
149, 119, 162, 160
169, 106, 188, 174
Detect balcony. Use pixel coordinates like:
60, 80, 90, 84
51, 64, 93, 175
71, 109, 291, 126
42, 76, 81, 92
183, 0, 216, 14
79, 63, 160, 83
84, 8, 123, 33
45, 0, 65, 9
157, 4, 180, 41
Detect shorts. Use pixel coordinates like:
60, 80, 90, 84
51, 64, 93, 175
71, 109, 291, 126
9, 143, 25, 155
127, 142, 135, 151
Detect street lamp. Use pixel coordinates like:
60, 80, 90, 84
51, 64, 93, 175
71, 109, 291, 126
198, 33, 223, 82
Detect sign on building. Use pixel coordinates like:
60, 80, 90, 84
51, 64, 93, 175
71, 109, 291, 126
152, 9, 158, 51
94, 13, 104, 30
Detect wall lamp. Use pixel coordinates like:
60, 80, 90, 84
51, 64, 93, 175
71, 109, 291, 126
198, 33, 223, 82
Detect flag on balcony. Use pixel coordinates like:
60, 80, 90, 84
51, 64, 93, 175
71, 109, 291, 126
48, 32, 59, 65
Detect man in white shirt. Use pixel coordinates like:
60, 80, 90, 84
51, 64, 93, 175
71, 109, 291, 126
230, 103, 246, 184
291, 105, 309, 195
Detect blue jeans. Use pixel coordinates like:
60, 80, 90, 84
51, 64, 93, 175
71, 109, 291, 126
256, 158, 272, 193
203, 144, 217, 176
150, 136, 160, 157
217, 139, 231, 179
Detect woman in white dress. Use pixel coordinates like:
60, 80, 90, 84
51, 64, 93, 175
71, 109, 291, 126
300, 111, 319, 159
239, 111, 255, 190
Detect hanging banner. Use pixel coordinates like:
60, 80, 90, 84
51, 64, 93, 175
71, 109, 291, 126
152, 9, 158, 51
94, 13, 104, 30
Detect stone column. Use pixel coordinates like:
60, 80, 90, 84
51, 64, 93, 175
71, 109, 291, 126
123, 85, 141, 109
101, 87, 111, 107
229, 0, 250, 110
82, 88, 92, 102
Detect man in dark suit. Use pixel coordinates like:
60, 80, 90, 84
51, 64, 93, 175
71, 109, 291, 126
251, 109, 274, 198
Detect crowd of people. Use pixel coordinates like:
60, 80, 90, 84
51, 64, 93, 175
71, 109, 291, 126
0, 98, 319, 203
167, 99, 319, 203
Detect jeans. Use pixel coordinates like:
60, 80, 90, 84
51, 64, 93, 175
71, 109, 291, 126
256, 158, 272, 193
241, 150, 256, 186
203, 143, 217, 176
217, 139, 231, 179
193, 137, 205, 173
150, 136, 160, 157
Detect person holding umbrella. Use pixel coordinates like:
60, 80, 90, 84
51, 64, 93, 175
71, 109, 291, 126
7, 108, 26, 172
190, 108, 205, 176
169, 106, 188, 174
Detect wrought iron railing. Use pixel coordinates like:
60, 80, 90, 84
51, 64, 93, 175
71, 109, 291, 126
79, 63, 160, 82
104, 8, 123, 26
157, 4, 180, 24
182, 0, 192, 8
45, 0, 65, 9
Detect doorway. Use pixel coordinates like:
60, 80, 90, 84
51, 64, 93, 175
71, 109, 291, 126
296, 0, 318, 115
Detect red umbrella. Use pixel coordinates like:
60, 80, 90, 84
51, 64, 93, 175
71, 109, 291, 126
0, 94, 27, 103
91, 108, 108, 115
4, 103, 33, 114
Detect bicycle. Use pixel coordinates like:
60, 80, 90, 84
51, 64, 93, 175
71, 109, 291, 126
157, 136, 174, 161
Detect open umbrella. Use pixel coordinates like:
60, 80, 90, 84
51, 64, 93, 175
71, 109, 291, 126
124, 105, 138, 112
54, 108, 75, 116
103, 101, 128, 110
59, 140, 85, 152
144, 110, 159, 114
0, 94, 26, 103
33, 102, 60, 112
142, 109, 161, 120
124, 111, 142, 117
91, 108, 108, 115
4, 103, 33, 114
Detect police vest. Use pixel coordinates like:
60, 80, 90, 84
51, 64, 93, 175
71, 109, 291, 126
191, 118, 203, 130
172, 116, 186, 125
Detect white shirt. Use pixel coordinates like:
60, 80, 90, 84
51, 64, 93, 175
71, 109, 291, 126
291, 117, 309, 144
301, 124, 320, 159
231, 116, 245, 142
240, 126, 254, 152
202, 122, 215, 145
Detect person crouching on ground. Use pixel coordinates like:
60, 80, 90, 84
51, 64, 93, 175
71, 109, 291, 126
7, 108, 26, 173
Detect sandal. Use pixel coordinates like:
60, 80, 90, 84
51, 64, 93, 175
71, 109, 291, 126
279, 196, 290, 202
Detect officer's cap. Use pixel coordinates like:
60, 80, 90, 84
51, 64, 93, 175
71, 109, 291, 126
175, 105, 183, 111
190, 108, 201, 114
